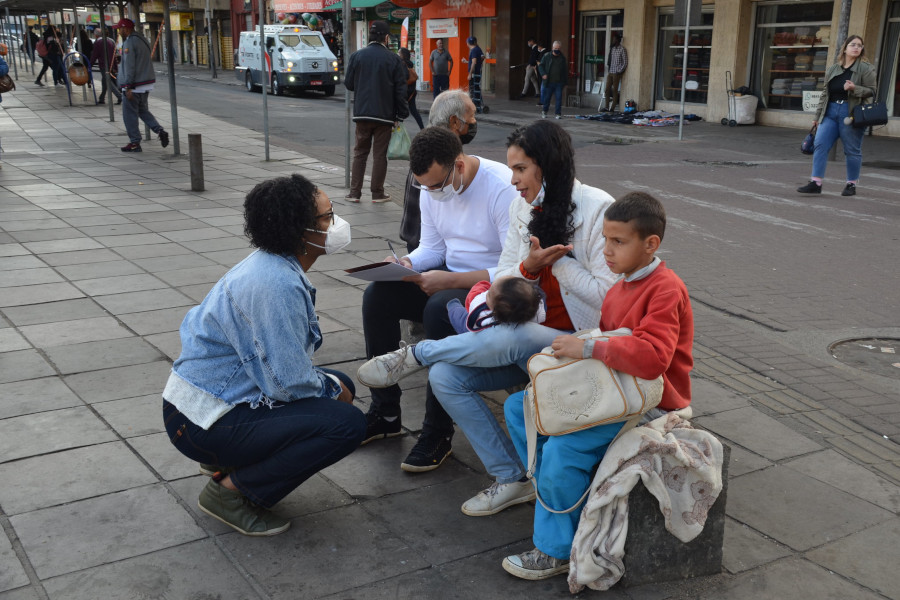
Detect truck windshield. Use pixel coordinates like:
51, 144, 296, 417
278, 33, 325, 48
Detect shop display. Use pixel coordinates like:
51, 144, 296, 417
661, 33, 711, 103
762, 26, 828, 110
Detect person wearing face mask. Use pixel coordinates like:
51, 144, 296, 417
359, 126, 515, 474
539, 41, 568, 119
400, 89, 478, 253
162, 174, 366, 537
357, 120, 616, 523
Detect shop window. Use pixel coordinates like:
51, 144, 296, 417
579, 11, 623, 102
470, 17, 497, 94
877, 0, 900, 117
655, 10, 714, 104
751, 1, 833, 111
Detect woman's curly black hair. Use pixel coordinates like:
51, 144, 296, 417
506, 120, 576, 248
243, 174, 320, 256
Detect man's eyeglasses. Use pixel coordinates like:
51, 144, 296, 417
412, 165, 454, 192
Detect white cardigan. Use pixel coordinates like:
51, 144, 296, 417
494, 180, 618, 331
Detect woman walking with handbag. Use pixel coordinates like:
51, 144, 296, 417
399, 48, 424, 130
797, 35, 876, 197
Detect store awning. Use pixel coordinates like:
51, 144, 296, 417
324, 0, 390, 11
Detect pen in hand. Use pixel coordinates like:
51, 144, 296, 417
387, 240, 400, 263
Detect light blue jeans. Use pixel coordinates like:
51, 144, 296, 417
505, 391, 624, 559
812, 101, 865, 183
417, 323, 566, 484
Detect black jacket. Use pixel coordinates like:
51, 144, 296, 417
345, 42, 409, 124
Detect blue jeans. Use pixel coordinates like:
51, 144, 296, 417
812, 101, 865, 182
505, 391, 623, 559
418, 323, 566, 483
123, 91, 163, 144
542, 81, 564, 116
163, 368, 366, 508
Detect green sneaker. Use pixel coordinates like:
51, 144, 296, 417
197, 479, 290, 536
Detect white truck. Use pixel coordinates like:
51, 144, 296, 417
235, 25, 340, 96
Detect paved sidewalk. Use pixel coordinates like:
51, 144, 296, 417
1, 79, 898, 599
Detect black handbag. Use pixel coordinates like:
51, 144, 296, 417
800, 124, 816, 155
851, 101, 888, 129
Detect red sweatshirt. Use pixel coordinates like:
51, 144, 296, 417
591, 262, 693, 410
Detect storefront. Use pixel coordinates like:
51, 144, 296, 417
578, 10, 623, 105
749, 1, 833, 112
877, 0, 900, 117
655, 7, 715, 106
420, 0, 497, 95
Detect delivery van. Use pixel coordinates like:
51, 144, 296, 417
235, 25, 340, 96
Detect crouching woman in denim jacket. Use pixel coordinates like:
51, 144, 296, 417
163, 174, 366, 536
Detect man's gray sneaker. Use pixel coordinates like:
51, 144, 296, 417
461, 480, 536, 516
502, 547, 569, 580
197, 479, 290, 536
357, 342, 424, 388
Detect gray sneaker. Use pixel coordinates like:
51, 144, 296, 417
357, 342, 424, 388
502, 547, 569, 580
461, 480, 535, 516
198, 479, 290, 536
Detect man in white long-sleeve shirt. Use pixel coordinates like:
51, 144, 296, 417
360, 126, 515, 473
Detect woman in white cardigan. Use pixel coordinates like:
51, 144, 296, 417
358, 120, 616, 516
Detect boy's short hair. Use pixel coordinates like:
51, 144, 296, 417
605, 191, 667, 241
491, 278, 542, 326
409, 127, 462, 176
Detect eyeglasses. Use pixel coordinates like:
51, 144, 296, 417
412, 165, 454, 191
315, 210, 335, 227
847, 42, 864, 48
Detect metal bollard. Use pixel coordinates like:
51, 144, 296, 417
189, 133, 205, 192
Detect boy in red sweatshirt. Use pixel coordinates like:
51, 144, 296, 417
502, 191, 694, 581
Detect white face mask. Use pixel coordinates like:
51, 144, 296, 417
306, 214, 351, 254
429, 165, 464, 202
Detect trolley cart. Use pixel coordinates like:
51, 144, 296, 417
721, 70, 737, 127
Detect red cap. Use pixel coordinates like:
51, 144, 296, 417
112, 18, 135, 29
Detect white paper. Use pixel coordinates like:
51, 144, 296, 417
344, 261, 419, 282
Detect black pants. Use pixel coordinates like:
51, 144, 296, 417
361, 281, 465, 436
36, 57, 51, 81
98, 72, 121, 102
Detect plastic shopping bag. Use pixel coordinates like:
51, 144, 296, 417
388, 125, 411, 161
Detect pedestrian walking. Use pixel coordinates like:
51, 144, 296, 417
602, 34, 627, 112
344, 20, 409, 202
399, 47, 424, 130
463, 36, 485, 113
91, 28, 121, 105
520, 38, 542, 98
429, 38, 453, 98
796, 35, 876, 197
113, 18, 169, 152
539, 41, 567, 119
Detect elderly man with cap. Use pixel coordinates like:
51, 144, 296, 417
112, 18, 169, 152
343, 20, 409, 202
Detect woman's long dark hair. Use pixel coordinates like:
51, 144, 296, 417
506, 120, 576, 248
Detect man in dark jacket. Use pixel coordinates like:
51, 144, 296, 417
539, 40, 567, 119
344, 20, 409, 202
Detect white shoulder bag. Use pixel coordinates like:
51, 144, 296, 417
523, 328, 663, 513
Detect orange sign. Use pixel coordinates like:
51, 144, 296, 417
422, 0, 495, 19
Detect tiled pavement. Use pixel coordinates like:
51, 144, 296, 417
1, 81, 898, 599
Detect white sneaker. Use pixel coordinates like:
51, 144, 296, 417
541, 111, 547, 119
555, 114, 561, 120
502, 547, 569, 580
461, 480, 536, 516
357, 342, 424, 388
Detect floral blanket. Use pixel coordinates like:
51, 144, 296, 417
568, 413, 723, 593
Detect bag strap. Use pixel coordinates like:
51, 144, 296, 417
526, 406, 644, 515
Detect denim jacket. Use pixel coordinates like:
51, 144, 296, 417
163, 250, 341, 429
